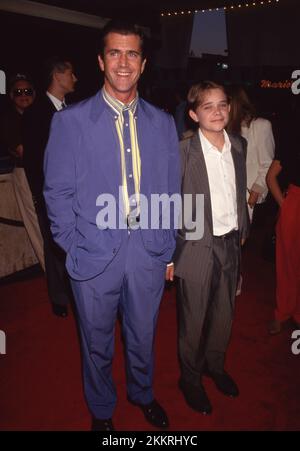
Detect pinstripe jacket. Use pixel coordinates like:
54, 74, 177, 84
173, 131, 249, 282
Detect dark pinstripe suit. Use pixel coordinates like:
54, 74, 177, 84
174, 132, 249, 386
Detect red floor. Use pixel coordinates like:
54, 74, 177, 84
1, 222, 300, 431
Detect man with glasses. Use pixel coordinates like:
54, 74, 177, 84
0, 73, 45, 269
23, 57, 77, 318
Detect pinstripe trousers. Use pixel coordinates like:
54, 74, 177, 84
177, 231, 240, 386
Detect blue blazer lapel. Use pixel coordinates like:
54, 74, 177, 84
135, 100, 155, 197
88, 92, 122, 197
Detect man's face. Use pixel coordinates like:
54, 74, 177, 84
11, 80, 35, 113
55, 64, 77, 95
98, 32, 146, 103
189, 88, 230, 134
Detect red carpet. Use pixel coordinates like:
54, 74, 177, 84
1, 220, 300, 431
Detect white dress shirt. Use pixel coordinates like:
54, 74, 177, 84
46, 92, 66, 111
199, 129, 238, 236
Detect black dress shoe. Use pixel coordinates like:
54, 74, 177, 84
91, 418, 115, 431
128, 398, 169, 429
207, 371, 239, 397
179, 379, 212, 415
52, 304, 68, 317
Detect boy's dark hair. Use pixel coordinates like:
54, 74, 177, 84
187, 81, 228, 112
98, 19, 146, 58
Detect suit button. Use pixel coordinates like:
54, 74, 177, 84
112, 248, 116, 254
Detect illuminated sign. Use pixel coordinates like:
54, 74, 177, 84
260, 79, 292, 89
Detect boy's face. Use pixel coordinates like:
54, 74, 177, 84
189, 88, 230, 133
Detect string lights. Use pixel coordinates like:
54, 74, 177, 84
161, 0, 280, 17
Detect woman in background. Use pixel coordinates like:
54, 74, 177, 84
227, 86, 275, 296
266, 114, 300, 334
227, 86, 274, 222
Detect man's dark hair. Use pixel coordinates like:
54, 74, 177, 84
43, 56, 73, 89
98, 19, 146, 58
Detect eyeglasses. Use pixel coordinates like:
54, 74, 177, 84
13, 88, 34, 97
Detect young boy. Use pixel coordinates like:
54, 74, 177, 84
168, 81, 249, 414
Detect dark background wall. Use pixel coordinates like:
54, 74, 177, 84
1, 1, 299, 118
227, 0, 300, 67
0, 10, 101, 101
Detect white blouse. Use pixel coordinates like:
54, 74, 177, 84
241, 117, 275, 203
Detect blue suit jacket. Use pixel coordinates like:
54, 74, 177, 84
44, 91, 180, 281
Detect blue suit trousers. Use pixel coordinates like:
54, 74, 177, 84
70, 229, 166, 419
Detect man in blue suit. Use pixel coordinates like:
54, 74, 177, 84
43, 20, 180, 431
